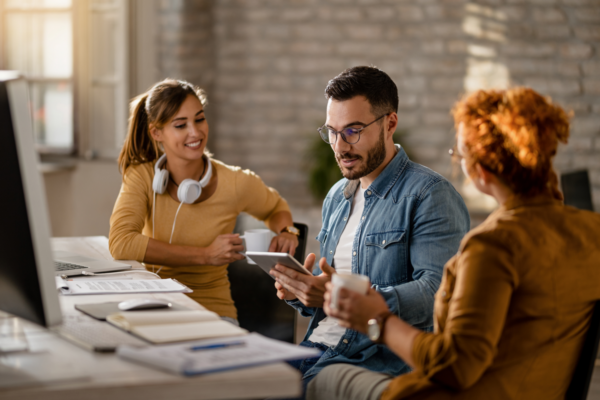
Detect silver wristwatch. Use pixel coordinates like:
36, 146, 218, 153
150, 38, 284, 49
367, 311, 393, 343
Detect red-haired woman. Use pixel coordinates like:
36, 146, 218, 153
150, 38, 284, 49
109, 79, 298, 323
307, 87, 600, 400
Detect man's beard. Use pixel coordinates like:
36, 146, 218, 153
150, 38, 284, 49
335, 126, 386, 181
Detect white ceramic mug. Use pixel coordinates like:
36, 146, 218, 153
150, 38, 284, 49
239, 229, 273, 264
330, 272, 370, 310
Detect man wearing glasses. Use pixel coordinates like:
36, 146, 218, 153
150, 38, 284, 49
270, 66, 470, 395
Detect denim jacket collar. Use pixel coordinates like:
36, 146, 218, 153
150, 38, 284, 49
342, 144, 408, 200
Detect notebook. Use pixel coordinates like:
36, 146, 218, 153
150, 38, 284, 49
106, 310, 247, 344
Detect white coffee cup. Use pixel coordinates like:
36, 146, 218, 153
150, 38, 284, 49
239, 229, 273, 264
330, 272, 370, 310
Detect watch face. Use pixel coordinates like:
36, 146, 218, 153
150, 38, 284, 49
367, 319, 380, 342
285, 226, 300, 235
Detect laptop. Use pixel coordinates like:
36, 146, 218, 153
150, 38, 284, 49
54, 251, 132, 276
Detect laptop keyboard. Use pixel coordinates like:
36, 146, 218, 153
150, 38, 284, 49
54, 316, 147, 352
55, 261, 88, 271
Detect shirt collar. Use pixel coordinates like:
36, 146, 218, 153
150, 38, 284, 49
498, 192, 563, 212
343, 144, 408, 200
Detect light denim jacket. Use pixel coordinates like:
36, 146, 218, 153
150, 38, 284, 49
287, 145, 470, 379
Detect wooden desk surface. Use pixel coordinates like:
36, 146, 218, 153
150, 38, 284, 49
0, 236, 301, 400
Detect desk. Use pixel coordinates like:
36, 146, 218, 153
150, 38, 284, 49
0, 236, 301, 400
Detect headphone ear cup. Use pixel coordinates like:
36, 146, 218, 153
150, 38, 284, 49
152, 169, 169, 194
177, 179, 202, 204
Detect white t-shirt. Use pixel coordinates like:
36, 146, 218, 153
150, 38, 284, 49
308, 186, 366, 347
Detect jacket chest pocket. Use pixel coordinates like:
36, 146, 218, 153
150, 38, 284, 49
365, 230, 407, 285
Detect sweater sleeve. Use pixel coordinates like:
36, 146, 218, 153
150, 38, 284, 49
108, 165, 152, 261
234, 168, 290, 225
408, 232, 519, 390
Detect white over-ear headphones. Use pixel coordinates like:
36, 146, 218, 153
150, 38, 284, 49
152, 154, 213, 204
150, 154, 213, 274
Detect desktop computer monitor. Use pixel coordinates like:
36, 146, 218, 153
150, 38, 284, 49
0, 71, 61, 327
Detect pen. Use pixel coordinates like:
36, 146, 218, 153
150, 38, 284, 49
189, 341, 246, 351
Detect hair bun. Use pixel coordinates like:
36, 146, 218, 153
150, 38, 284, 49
453, 87, 570, 197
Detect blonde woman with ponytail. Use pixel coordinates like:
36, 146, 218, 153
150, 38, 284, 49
307, 88, 600, 400
109, 79, 298, 322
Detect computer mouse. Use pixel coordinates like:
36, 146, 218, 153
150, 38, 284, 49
118, 298, 172, 311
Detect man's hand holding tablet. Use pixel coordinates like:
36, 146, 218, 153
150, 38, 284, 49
269, 253, 336, 308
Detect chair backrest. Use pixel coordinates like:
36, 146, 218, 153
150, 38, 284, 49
561, 170, 594, 212
565, 301, 600, 400
293, 222, 309, 263
228, 222, 309, 343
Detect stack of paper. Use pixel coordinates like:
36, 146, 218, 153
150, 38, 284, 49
107, 310, 247, 344
58, 278, 192, 295
117, 333, 322, 375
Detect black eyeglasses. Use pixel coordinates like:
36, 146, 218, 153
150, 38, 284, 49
317, 114, 388, 145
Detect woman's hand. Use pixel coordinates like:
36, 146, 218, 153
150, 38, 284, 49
269, 232, 299, 255
324, 282, 390, 335
203, 234, 245, 265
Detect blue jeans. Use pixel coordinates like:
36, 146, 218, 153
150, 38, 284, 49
281, 340, 329, 400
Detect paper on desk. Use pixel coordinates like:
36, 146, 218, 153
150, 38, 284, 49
117, 332, 322, 375
60, 279, 192, 295
55, 276, 68, 290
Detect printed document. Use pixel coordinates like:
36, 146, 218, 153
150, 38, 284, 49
59, 279, 192, 295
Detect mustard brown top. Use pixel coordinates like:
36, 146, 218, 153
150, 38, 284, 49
382, 195, 600, 400
108, 159, 290, 319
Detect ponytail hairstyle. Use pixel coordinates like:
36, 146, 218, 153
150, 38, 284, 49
452, 87, 570, 199
118, 79, 208, 177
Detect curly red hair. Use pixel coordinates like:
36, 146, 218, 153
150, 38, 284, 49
452, 87, 570, 199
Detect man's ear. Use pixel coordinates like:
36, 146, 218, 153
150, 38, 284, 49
386, 112, 398, 139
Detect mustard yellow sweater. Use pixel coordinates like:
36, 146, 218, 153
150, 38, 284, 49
108, 158, 290, 319
382, 195, 600, 400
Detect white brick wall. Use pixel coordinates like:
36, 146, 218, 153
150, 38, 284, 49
156, 0, 600, 215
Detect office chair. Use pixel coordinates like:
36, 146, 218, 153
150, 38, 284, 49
565, 301, 600, 400
228, 222, 308, 343
561, 170, 594, 211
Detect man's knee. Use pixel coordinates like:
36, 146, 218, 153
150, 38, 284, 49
306, 364, 391, 400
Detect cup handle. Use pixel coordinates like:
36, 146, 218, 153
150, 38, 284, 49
238, 235, 246, 256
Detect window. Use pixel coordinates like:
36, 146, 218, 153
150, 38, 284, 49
1, 0, 74, 153
1, 0, 138, 158
76, 0, 130, 159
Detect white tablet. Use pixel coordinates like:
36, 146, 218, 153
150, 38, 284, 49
245, 252, 312, 278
